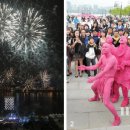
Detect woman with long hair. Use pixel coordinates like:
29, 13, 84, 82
72, 30, 85, 77
99, 30, 107, 48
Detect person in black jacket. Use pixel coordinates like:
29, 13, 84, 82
92, 30, 101, 60
85, 37, 98, 77
80, 29, 87, 44
91, 22, 99, 32
80, 29, 88, 70
102, 19, 108, 30
92, 30, 100, 47
66, 27, 73, 76
112, 30, 120, 47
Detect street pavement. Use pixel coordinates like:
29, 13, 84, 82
67, 61, 130, 130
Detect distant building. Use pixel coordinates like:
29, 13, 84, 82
114, 1, 119, 7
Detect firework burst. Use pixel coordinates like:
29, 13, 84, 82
5, 68, 14, 81
10, 8, 46, 53
0, 68, 15, 88
23, 78, 34, 92
0, 3, 19, 42
40, 70, 51, 89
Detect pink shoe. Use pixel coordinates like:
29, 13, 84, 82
88, 96, 100, 102
121, 99, 129, 107
112, 116, 121, 126
111, 95, 119, 103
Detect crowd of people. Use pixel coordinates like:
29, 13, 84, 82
66, 15, 130, 126
66, 15, 130, 77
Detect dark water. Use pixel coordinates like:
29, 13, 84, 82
0, 91, 63, 119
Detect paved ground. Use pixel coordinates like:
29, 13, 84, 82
67, 62, 130, 130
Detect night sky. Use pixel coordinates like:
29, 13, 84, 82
0, 0, 64, 89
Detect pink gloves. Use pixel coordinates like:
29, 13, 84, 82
78, 65, 96, 83
78, 65, 88, 71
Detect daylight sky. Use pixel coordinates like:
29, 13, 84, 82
67, 0, 129, 8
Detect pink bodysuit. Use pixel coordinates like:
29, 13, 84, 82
78, 43, 121, 126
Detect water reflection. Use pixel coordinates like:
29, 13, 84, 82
0, 91, 63, 129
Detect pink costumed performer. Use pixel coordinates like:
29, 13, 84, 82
106, 35, 113, 45
105, 35, 115, 54
78, 43, 121, 126
106, 35, 129, 107
111, 36, 130, 106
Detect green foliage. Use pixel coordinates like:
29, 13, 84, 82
110, 5, 130, 16
109, 7, 121, 15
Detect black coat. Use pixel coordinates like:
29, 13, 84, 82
86, 44, 100, 55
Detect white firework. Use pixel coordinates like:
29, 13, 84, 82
40, 70, 51, 88
0, 3, 19, 42
10, 8, 46, 53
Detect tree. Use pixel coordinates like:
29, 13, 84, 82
110, 5, 130, 16
109, 7, 121, 15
